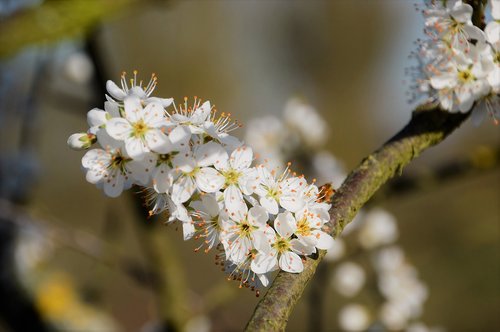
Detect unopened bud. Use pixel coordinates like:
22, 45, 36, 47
67, 132, 96, 150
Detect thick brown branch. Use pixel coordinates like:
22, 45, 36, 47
245, 106, 470, 331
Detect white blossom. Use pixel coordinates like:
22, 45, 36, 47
106, 71, 173, 107
358, 208, 399, 249
338, 304, 371, 331
332, 262, 366, 297
283, 98, 328, 147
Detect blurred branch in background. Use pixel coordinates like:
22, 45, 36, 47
371, 145, 500, 204
0, 200, 50, 332
85, 23, 192, 330
0, 0, 138, 59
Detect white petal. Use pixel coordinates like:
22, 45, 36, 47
172, 176, 197, 203
200, 194, 220, 217
144, 129, 172, 154
230, 145, 253, 170
142, 101, 165, 124
229, 237, 252, 263
104, 101, 120, 118
123, 96, 143, 122
127, 160, 150, 185
153, 164, 173, 193
191, 100, 211, 124
103, 173, 125, 197
219, 133, 242, 149
173, 152, 196, 173
290, 238, 316, 255
87, 108, 107, 128
312, 231, 334, 250
169, 125, 191, 150
430, 74, 456, 89
252, 230, 273, 252
224, 185, 247, 219
183, 220, 196, 240
251, 252, 278, 274
85, 168, 104, 184
82, 149, 105, 168
248, 206, 269, 227
106, 118, 132, 141
488, 66, 500, 90
145, 97, 173, 108
463, 24, 486, 43
194, 142, 227, 167
450, 2, 472, 22
106, 80, 126, 100
279, 252, 303, 273
124, 137, 149, 160
260, 196, 279, 215
280, 194, 305, 213
195, 167, 225, 193
240, 168, 259, 195
274, 212, 295, 238
471, 103, 486, 126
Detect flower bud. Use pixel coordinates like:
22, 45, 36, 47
67, 132, 96, 150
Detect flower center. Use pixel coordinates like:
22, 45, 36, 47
272, 237, 290, 254
187, 167, 200, 177
224, 169, 242, 186
157, 153, 175, 167
296, 218, 311, 237
238, 221, 254, 238
266, 185, 281, 200
457, 69, 474, 83
109, 152, 128, 173
131, 119, 149, 138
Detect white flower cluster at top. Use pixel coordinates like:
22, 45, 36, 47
67, 72, 334, 291
410, 0, 500, 125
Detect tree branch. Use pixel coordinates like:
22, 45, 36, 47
245, 106, 470, 331
245, 1, 488, 329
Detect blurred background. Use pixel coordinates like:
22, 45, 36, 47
0, 0, 498, 331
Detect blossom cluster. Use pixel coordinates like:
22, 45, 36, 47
67, 72, 334, 290
409, 0, 500, 124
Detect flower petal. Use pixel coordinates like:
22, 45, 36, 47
260, 196, 279, 215
194, 142, 227, 167
230, 145, 253, 170
195, 167, 225, 193
106, 118, 132, 141
169, 125, 191, 150
143, 101, 165, 124
123, 96, 143, 122
103, 172, 125, 197
274, 212, 295, 238
251, 252, 278, 274
106, 80, 126, 100
124, 137, 149, 160
144, 129, 172, 154
224, 185, 247, 219
248, 206, 269, 227
173, 152, 196, 173
172, 175, 196, 204
279, 252, 303, 273
153, 164, 173, 193
312, 230, 334, 250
